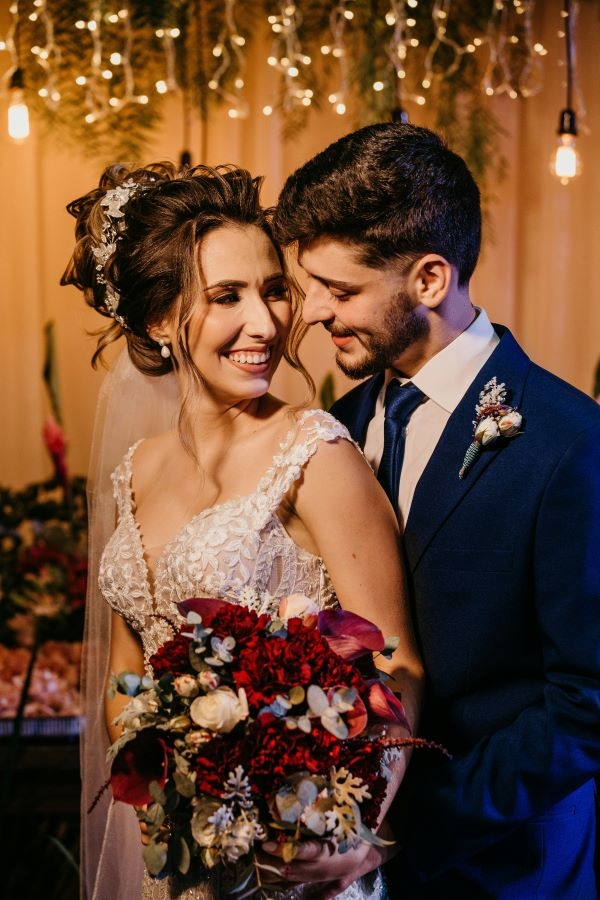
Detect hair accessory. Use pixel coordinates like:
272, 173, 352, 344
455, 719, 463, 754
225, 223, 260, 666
159, 339, 171, 359
92, 179, 151, 329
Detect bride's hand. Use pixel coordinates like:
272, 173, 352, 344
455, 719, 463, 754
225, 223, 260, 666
133, 804, 151, 845
258, 820, 398, 899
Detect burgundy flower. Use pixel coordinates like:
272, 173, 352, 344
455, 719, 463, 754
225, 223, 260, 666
317, 608, 385, 660
149, 632, 191, 678
111, 728, 169, 805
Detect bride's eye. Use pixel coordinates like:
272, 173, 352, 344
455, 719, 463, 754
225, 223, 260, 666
265, 281, 290, 302
211, 292, 239, 306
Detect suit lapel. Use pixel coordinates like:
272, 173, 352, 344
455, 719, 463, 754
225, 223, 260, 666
331, 373, 384, 444
404, 328, 531, 573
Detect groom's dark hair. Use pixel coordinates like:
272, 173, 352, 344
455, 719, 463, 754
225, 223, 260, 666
273, 122, 481, 287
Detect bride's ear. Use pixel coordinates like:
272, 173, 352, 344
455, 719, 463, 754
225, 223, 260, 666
147, 321, 171, 346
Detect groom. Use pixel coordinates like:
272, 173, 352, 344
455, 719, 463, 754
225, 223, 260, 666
273, 124, 600, 898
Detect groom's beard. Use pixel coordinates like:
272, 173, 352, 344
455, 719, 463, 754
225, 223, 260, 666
330, 288, 429, 380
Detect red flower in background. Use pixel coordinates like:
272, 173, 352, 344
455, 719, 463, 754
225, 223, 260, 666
43, 416, 68, 487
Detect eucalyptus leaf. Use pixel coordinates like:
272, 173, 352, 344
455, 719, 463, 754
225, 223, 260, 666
357, 821, 396, 847
174, 767, 197, 798
149, 780, 167, 806
143, 840, 168, 877
178, 837, 191, 875
289, 685, 305, 705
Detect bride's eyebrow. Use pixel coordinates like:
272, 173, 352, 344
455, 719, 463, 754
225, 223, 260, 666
204, 273, 286, 291
204, 280, 246, 291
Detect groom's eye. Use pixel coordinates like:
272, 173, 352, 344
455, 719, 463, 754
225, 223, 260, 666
329, 289, 352, 301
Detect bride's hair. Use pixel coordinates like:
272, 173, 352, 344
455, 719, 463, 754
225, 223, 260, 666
62, 161, 314, 451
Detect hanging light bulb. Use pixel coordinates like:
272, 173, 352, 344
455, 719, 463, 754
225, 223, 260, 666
7, 68, 30, 142
550, 0, 581, 185
551, 108, 581, 185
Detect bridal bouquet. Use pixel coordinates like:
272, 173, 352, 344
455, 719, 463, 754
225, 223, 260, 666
107, 595, 426, 890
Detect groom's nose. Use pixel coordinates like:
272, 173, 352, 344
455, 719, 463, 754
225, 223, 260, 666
302, 279, 334, 324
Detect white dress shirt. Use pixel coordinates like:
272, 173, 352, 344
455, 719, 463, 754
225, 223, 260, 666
363, 308, 499, 526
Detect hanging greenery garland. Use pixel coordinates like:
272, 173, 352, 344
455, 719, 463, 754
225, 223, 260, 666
0, 1, 595, 192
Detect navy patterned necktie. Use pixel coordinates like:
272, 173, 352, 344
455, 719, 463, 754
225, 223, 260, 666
377, 380, 426, 506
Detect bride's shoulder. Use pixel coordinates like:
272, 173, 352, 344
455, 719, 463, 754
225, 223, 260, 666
126, 430, 179, 491
290, 407, 354, 447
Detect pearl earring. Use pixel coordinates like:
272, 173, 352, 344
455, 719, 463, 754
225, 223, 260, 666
158, 339, 171, 359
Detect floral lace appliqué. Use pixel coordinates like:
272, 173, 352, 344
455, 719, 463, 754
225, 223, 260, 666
98, 410, 349, 667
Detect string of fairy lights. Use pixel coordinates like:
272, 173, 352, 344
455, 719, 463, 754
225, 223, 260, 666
0, 0, 587, 184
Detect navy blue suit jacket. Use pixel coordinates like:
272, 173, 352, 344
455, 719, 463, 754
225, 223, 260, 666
331, 327, 600, 898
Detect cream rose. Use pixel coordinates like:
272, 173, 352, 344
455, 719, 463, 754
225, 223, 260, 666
474, 416, 500, 446
497, 410, 523, 437
189, 687, 249, 733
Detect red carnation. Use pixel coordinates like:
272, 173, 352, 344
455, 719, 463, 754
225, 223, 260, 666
178, 598, 267, 646
244, 715, 342, 799
149, 631, 191, 677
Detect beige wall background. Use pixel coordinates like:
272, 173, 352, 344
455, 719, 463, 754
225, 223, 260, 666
1, 2, 599, 488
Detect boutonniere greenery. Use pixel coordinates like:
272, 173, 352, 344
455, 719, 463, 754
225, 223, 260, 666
459, 377, 523, 479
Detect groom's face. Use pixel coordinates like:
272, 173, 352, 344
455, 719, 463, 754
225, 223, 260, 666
298, 237, 428, 379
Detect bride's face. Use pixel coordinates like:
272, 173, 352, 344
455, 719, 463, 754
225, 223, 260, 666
184, 224, 293, 405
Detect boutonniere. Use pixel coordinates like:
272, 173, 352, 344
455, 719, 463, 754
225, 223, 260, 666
459, 377, 523, 479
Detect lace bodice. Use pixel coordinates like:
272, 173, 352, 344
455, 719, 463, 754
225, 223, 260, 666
99, 409, 347, 666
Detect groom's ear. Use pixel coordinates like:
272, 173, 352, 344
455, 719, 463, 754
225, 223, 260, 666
407, 254, 453, 310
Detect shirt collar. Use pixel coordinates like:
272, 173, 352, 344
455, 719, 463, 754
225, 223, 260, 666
387, 307, 498, 414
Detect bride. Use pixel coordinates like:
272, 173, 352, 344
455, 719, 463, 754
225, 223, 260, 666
61, 162, 423, 899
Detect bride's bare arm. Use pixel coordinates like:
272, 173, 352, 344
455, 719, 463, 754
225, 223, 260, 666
105, 609, 145, 744
264, 435, 424, 894
292, 436, 423, 730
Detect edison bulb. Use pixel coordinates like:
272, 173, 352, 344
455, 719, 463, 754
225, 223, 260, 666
551, 133, 581, 185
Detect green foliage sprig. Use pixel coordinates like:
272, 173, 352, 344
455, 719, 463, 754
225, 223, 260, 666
7, 0, 585, 193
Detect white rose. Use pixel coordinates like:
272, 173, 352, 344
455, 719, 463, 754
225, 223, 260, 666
497, 410, 522, 437
173, 674, 200, 698
474, 416, 500, 446
189, 687, 249, 733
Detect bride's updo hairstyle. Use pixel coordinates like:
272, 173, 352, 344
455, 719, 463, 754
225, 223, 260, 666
61, 160, 313, 395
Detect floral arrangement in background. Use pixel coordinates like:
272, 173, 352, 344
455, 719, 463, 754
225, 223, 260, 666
107, 595, 442, 893
0, 321, 87, 721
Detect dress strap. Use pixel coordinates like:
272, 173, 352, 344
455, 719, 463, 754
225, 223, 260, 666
110, 439, 145, 520
256, 409, 354, 513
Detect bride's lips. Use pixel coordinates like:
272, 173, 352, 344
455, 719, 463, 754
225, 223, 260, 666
223, 346, 274, 373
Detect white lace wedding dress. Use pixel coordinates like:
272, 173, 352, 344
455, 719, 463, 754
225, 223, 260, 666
97, 409, 387, 900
